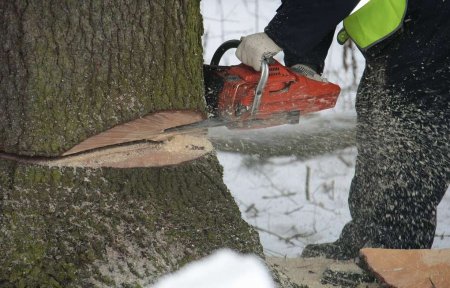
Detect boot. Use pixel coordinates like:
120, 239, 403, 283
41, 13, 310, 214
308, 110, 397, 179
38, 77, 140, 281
301, 240, 360, 260
301, 221, 368, 260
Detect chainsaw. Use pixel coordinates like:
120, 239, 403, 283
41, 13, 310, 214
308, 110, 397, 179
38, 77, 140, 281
61, 40, 342, 156
167, 40, 341, 133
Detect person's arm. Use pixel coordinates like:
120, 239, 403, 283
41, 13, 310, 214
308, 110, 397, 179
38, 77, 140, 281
265, 0, 359, 56
237, 0, 359, 71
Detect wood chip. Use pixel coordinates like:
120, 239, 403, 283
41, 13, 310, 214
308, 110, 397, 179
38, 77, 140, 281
361, 248, 450, 288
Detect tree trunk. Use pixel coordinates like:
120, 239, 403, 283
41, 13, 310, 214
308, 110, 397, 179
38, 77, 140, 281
1, 0, 205, 156
0, 156, 262, 287
0, 1, 264, 287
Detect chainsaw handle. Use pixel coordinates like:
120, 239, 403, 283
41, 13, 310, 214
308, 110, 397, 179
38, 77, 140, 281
210, 39, 241, 66
211, 39, 270, 116
251, 59, 269, 116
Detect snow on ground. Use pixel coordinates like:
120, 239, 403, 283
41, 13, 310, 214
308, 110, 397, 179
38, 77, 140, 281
218, 149, 450, 257
152, 249, 274, 288
217, 148, 354, 257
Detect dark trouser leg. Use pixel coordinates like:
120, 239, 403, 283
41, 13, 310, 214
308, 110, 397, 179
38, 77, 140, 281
284, 30, 334, 74
346, 58, 449, 250
302, 58, 449, 259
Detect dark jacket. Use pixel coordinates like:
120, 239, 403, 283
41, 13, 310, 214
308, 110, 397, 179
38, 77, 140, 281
265, 0, 358, 61
265, 0, 450, 101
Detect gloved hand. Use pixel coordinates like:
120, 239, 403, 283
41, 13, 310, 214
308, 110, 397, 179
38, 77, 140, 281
235, 32, 282, 71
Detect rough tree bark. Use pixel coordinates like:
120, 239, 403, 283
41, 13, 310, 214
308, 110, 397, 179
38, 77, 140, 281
0, 1, 266, 287
0, 0, 205, 156
0, 156, 263, 287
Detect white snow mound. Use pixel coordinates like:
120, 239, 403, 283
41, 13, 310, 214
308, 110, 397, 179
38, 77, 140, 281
151, 249, 275, 288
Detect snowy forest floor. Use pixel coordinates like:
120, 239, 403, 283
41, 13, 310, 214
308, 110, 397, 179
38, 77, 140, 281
210, 112, 450, 258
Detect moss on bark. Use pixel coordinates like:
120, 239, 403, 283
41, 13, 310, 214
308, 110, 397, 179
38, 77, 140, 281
0, 154, 262, 287
0, 0, 205, 156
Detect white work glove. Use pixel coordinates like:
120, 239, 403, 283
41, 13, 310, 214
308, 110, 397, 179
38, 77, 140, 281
236, 32, 282, 71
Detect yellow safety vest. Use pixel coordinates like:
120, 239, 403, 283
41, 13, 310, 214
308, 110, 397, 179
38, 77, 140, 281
337, 0, 408, 51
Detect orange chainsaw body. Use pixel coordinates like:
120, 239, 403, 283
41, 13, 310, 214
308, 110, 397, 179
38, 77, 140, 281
203, 39, 341, 129
205, 60, 341, 129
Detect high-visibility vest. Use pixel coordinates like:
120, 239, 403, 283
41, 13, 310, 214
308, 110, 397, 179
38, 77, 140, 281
337, 0, 408, 51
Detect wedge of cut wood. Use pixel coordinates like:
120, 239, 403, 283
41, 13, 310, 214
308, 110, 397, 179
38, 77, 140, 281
360, 248, 450, 288
63, 110, 205, 156
45, 134, 213, 168
0, 111, 213, 168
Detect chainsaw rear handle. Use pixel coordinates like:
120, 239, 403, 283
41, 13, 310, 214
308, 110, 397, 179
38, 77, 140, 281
210, 39, 269, 116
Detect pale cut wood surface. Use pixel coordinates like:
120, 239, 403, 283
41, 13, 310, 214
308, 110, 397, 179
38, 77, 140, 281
361, 248, 450, 288
63, 111, 205, 156
47, 134, 213, 168
0, 133, 213, 168
0, 111, 211, 168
